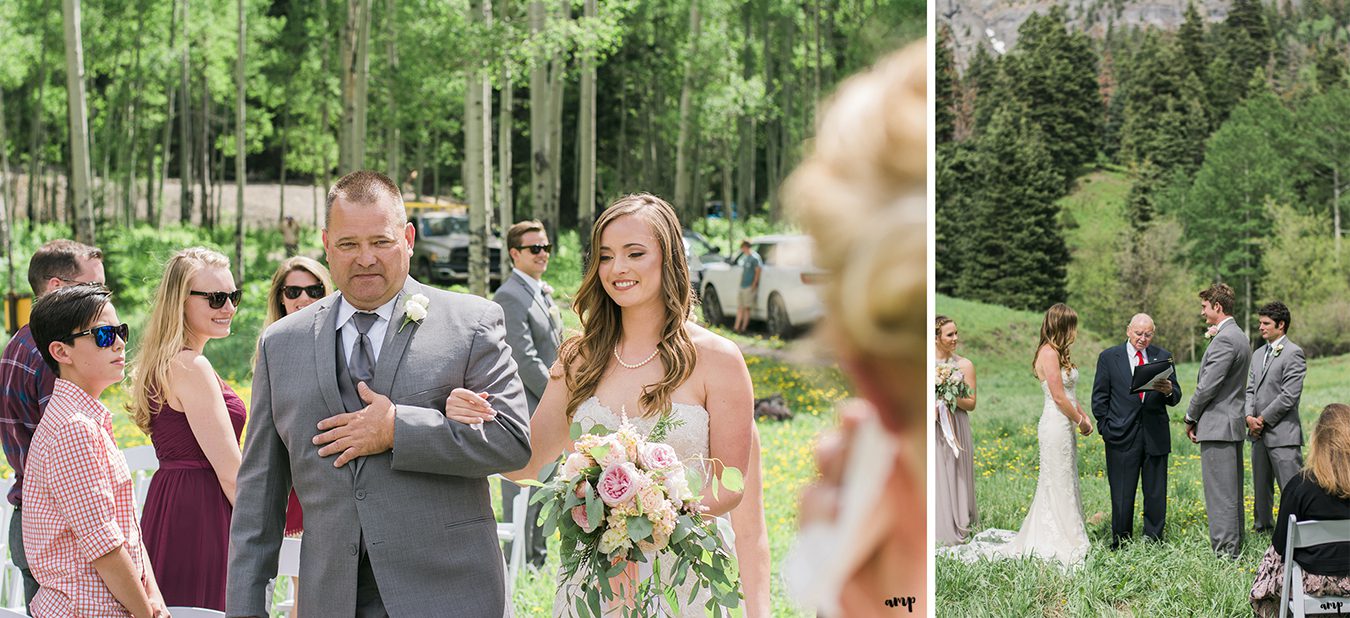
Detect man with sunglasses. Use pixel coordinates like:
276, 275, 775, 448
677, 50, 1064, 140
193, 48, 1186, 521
227, 170, 531, 618
0, 239, 104, 609
24, 284, 169, 618
492, 219, 562, 570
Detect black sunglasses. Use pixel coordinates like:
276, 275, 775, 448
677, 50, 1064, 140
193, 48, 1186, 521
515, 244, 552, 255
282, 284, 326, 300
190, 289, 243, 309
63, 323, 130, 348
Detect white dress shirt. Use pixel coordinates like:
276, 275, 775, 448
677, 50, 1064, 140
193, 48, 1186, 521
336, 292, 401, 367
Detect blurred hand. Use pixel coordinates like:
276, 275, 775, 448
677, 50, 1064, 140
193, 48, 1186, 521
314, 382, 396, 467
1186, 422, 1198, 443
1077, 415, 1093, 436
798, 400, 871, 528
1152, 378, 1173, 396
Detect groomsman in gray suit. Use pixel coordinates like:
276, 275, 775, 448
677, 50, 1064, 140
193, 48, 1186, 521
1244, 301, 1306, 533
226, 171, 532, 617
492, 219, 564, 568
1184, 283, 1251, 559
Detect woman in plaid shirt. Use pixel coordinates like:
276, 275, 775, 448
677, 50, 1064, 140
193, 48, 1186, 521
23, 284, 169, 618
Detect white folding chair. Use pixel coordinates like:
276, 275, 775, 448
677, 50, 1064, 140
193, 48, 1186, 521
1279, 514, 1350, 618
120, 445, 159, 518
271, 536, 302, 616
0, 607, 26, 617
165, 608, 225, 618
492, 475, 529, 591
0, 478, 24, 611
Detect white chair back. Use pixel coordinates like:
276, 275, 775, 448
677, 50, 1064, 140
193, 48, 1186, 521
165, 607, 226, 618
0, 478, 24, 611
1279, 514, 1350, 618
272, 537, 303, 615
492, 475, 529, 591
0, 607, 27, 617
120, 445, 159, 518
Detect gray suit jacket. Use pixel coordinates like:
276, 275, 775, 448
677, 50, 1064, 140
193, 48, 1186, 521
1186, 318, 1252, 442
492, 271, 562, 410
226, 277, 531, 617
1245, 338, 1306, 448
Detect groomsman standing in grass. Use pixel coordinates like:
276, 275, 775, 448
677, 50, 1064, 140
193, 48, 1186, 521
1244, 301, 1306, 533
1184, 283, 1251, 559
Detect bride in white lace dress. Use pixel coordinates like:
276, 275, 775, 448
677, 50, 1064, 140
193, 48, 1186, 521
446, 194, 761, 616
945, 303, 1093, 568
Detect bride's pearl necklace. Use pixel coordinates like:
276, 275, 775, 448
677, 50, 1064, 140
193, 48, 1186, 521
613, 345, 660, 369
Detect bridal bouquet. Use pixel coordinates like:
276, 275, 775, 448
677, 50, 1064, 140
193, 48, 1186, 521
935, 363, 972, 457
522, 412, 742, 617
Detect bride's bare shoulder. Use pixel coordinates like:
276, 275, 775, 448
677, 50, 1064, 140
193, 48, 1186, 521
687, 321, 743, 364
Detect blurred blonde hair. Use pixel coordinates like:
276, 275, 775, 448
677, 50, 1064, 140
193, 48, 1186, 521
128, 247, 231, 434
785, 41, 927, 368
1305, 403, 1350, 499
1035, 303, 1079, 373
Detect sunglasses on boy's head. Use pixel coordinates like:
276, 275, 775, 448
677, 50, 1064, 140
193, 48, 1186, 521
62, 323, 130, 348
282, 284, 326, 300
190, 289, 243, 309
515, 244, 552, 255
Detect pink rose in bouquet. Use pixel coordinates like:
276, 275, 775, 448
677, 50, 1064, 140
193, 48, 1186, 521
639, 442, 680, 471
597, 462, 643, 507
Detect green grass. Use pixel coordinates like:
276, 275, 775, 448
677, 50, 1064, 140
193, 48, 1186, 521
935, 294, 1350, 617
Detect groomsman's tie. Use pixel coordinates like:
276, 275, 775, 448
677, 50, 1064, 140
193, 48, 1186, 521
1263, 347, 1272, 370
1136, 350, 1145, 402
350, 312, 379, 386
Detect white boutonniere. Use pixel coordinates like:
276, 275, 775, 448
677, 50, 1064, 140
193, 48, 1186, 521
540, 281, 554, 297
399, 293, 430, 333
1273, 343, 1285, 357
1204, 324, 1219, 340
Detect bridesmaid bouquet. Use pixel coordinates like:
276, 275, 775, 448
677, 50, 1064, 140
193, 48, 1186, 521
522, 412, 742, 617
935, 363, 972, 457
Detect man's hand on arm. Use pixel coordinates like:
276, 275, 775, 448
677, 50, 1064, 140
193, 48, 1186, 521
314, 381, 396, 467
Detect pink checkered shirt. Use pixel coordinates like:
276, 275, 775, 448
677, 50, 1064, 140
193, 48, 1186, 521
23, 378, 147, 618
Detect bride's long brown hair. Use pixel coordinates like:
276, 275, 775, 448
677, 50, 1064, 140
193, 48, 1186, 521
557, 194, 697, 421
1033, 303, 1078, 375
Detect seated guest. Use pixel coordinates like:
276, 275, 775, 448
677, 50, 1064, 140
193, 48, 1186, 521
1250, 403, 1350, 617
23, 283, 168, 617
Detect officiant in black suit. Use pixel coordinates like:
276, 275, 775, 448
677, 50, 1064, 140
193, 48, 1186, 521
1091, 313, 1183, 548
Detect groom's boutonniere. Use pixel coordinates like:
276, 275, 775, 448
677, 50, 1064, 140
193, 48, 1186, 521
1204, 324, 1219, 340
399, 293, 430, 333
1273, 343, 1285, 357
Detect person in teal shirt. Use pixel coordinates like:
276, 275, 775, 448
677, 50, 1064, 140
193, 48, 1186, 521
735, 240, 762, 333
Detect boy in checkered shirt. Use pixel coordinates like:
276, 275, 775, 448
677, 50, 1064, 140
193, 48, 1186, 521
23, 284, 168, 618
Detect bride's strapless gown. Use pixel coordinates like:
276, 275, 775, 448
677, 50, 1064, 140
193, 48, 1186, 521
552, 397, 738, 617
943, 367, 1090, 568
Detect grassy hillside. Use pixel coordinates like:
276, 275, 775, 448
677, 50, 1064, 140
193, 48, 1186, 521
936, 294, 1349, 617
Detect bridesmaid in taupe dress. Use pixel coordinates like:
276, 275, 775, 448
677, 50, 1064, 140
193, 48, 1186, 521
935, 316, 979, 545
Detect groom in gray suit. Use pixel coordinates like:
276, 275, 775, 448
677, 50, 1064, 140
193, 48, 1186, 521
226, 171, 532, 617
1184, 282, 1252, 559
1245, 301, 1306, 533
492, 219, 563, 568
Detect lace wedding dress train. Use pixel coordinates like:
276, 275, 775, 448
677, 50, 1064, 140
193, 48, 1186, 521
943, 367, 1090, 568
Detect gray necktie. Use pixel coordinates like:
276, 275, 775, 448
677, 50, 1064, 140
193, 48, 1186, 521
1263, 347, 1273, 370
349, 312, 379, 386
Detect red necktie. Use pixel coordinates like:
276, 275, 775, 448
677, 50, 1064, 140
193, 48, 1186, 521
1136, 350, 1145, 402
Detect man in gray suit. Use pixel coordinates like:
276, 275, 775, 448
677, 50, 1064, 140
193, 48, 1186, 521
492, 219, 563, 568
226, 171, 532, 617
1244, 300, 1306, 533
1184, 282, 1252, 559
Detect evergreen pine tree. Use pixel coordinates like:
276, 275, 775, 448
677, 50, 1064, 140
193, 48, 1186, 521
1003, 8, 1102, 189
957, 104, 1069, 310
937, 24, 958, 144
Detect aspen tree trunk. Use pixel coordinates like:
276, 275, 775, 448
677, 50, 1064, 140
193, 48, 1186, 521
577, 0, 597, 244
673, 0, 702, 223
63, 0, 96, 244
234, 0, 246, 284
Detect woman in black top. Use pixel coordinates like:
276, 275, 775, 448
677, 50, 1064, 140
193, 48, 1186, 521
1250, 403, 1350, 617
